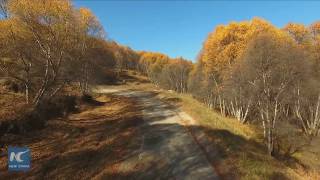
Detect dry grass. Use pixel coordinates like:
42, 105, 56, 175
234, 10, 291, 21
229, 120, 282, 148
0, 86, 26, 122
0, 83, 80, 123
0, 94, 144, 179
293, 137, 320, 178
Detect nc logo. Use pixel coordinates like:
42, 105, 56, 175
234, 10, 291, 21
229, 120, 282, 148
8, 147, 31, 171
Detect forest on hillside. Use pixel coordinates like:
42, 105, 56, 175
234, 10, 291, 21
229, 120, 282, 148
0, 0, 320, 177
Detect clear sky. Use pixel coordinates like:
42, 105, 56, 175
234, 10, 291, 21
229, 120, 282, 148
73, 0, 320, 61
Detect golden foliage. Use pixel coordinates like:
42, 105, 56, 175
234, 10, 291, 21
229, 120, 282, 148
283, 23, 310, 44
200, 18, 277, 79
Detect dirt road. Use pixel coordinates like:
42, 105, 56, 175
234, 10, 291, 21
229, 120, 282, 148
94, 86, 219, 180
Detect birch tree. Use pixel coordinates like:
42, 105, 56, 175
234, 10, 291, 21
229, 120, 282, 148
240, 31, 307, 155
0, 0, 105, 105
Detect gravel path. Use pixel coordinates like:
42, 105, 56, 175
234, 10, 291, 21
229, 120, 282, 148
94, 87, 219, 180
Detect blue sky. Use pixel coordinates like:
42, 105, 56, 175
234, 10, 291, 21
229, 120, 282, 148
73, 0, 320, 61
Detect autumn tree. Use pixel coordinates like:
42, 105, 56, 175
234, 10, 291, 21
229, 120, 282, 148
114, 45, 139, 77
190, 18, 277, 114
72, 7, 105, 94
161, 58, 192, 93
0, 18, 36, 103
238, 31, 309, 155
283, 23, 311, 45
308, 22, 320, 79
138, 52, 170, 85
200, 18, 275, 82
293, 81, 320, 138
222, 63, 253, 123
0, 0, 106, 105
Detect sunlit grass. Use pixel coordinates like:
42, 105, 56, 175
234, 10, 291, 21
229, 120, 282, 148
158, 91, 258, 137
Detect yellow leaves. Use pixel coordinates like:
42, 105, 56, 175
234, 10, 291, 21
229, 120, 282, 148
310, 22, 320, 42
169, 57, 192, 68
200, 17, 288, 81
250, 17, 273, 33
137, 52, 192, 80
283, 23, 310, 44
200, 18, 320, 93
79, 8, 93, 23
284, 23, 308, 34
139, 52, 169, 65
0, 18, 29, 46
5, 0, 104, 49
198, 17, 320, 87
77, 7, 104, 38
310, 22, 320, 34
7, 0, 75, 38
9, 0, 72, 20
0, 18, 10, 35
78, 7, 97, 28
